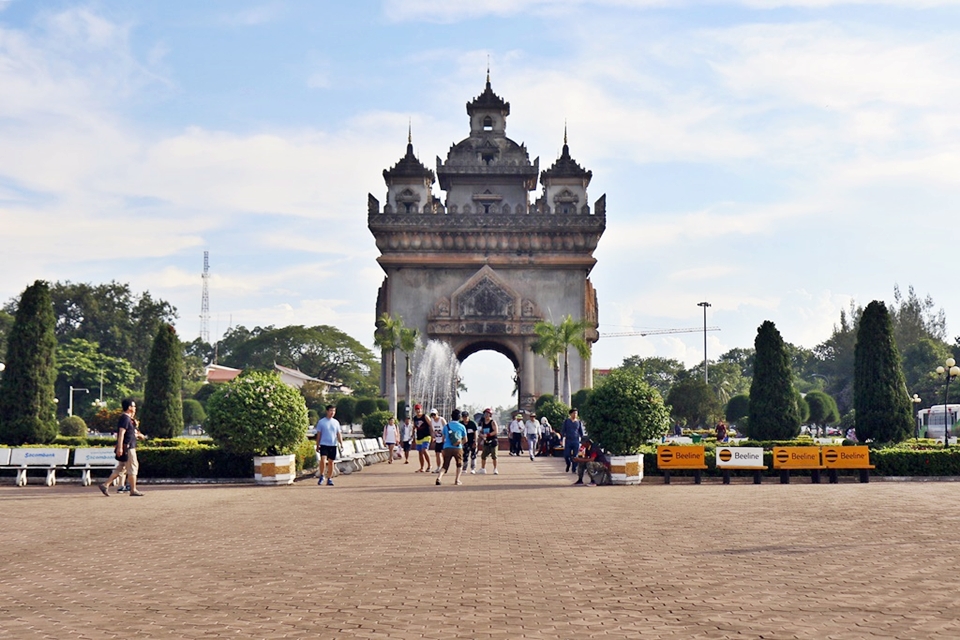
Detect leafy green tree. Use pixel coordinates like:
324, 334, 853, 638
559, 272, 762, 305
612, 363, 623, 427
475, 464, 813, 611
206, 370, 308, 456
140, 324, 184, 438
218, 324, 378, 395
531, 321, 563, 397
335, 396, 357, 425
0, 281, 59, 445
854, 301, 913, 443
725, 394, 750, 424
54, 338, 139, 414
687, 360, 750, 405
795, 389, 810, 424
581, 368, 670, 454
718, 348, 755, 378
814, 301, 862, 414
748, 321, 801, 440
619, 355, 685, 399
45, 281, 176, 376
666, 378, 721, 427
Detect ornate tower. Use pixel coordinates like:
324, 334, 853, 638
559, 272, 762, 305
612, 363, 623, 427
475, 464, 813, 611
368, 77, 605, 410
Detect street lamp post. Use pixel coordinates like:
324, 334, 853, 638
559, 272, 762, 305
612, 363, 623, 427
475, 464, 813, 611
68, 386, 89, 417
697, 302, 711, 384
935, 359, 960, 447
913, 393, 923, 439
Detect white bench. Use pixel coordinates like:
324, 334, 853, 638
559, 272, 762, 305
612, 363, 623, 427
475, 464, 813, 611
71, 448, 119, 486
4, 448, 70, 486
335, 440, 364, 475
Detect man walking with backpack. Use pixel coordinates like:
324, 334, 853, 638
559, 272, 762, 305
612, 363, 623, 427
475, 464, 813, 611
436, 409, 467, 487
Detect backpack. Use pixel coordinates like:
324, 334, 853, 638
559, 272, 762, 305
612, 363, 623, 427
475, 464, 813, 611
445, 425, 462, 447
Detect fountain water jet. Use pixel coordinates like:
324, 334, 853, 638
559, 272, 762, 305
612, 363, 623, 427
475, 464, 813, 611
411, 340, 460, 419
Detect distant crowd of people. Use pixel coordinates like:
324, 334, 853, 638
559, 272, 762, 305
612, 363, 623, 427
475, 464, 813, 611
313, 404, 610, 487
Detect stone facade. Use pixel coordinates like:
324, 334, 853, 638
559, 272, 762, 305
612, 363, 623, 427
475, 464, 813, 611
368, 77, 605, 410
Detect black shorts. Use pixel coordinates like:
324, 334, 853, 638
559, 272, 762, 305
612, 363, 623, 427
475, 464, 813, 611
318, 444, 338, 460
401, 441, 411, 452
434, 441, 443, 453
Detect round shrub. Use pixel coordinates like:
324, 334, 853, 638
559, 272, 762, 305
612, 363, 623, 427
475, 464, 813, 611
59, 415, 87, 437
336, 396, 357, 425
205, 371, 309, 457
376, 398, 388, 411
537, 399, 569, 433
362, 410, 394, 438
725, 394, 750, 423
535, 394, 557, 412
571, 388, 593, 412
355, 397, 379, 420
581, 368, 670, 454
182, 398, 207, 427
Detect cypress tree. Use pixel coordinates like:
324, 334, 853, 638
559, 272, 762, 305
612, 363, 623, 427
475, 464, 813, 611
140, 323, 183, 438
748, 320, 801, 440
0, 281, 58, 445
854, 300, 913, 443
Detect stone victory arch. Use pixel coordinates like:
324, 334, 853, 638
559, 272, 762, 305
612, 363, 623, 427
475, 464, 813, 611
368, 77, 606, 411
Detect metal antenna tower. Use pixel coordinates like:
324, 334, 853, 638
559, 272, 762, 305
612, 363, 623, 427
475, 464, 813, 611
200, 251, 210, 344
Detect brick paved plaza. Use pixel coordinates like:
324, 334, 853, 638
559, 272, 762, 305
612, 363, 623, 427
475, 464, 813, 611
3, 455, 960, 639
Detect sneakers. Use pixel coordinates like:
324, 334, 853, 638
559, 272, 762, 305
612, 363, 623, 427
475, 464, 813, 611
565, 465, 570, 472
478, 468, 487, 474
455, 480, 462, 485
317, 475, 325, 485
326, 479, 334, 486
470, 469, 476, 474
493, 469, 499, 475
436, 478, 442, 486
434, 468, 441, 473
118, 484, 130, 493
574, 480, 584, 485
529, 454, 534, 460
98, 483, 109, 497
130, 490, 145, 497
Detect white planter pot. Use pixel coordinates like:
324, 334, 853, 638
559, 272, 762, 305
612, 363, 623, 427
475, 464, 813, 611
608, 454, 644, 485
253, 454, 296, 485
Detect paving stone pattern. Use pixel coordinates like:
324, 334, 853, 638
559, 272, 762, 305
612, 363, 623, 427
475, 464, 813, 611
2, 456, 959, 639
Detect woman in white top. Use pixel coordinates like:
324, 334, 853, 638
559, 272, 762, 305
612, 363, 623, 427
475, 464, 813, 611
523, 413, 541, 461
429, 409, 447, 473
382, 417, 400, 464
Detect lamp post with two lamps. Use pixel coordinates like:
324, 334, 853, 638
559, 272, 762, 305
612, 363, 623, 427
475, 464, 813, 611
935, 358, 960, 447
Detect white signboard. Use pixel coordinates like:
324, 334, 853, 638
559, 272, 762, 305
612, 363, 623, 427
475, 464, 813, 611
715, 446, 764, 468
73, 448, 118, 466
0, 447, 11, 465
9, 448, 69, 467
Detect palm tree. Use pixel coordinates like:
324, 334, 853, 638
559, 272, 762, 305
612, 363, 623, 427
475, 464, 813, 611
531, 321, 563, 397
398, 325, 420, 417
557, 315, 591, 406
374, 313, 411, 418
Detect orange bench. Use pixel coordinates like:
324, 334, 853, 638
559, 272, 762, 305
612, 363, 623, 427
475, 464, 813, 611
772, 446, 824, 484
822, 445, 875, 483
657, 445, 708, 484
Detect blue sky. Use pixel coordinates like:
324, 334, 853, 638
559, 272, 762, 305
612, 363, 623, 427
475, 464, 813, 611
2, 0, 960, 408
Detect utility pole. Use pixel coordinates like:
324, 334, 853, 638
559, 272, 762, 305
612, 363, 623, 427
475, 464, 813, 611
697, 302, 712, 384
200, 251, 210, 344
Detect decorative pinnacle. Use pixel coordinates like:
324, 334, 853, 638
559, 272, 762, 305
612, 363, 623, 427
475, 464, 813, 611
564, 120, 568, 145
486, 55, 490, 86
408, 119, 412, 144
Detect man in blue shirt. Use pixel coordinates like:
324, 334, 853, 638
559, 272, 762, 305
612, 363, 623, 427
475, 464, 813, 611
562, 408, 584, 474
316, 404, 343, 486
436, 409, 467, 486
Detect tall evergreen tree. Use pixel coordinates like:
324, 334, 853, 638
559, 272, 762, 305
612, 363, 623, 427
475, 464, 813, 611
854, 300, 913, 443
140, 324, 183, 438
0, 281, 58, 445
748, 320, 801, 440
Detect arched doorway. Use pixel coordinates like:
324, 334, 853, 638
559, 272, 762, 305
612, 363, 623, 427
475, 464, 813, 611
455, 341, 520, 414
